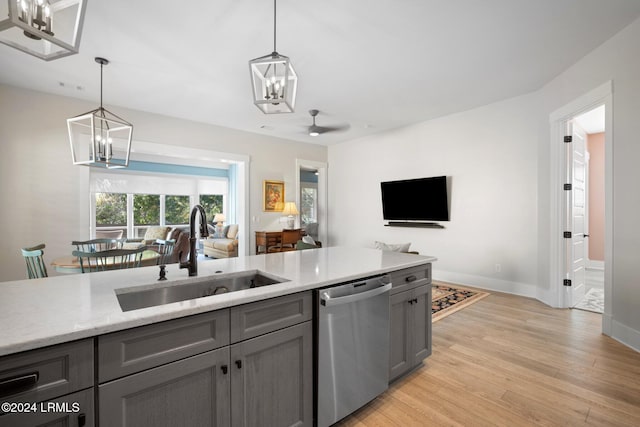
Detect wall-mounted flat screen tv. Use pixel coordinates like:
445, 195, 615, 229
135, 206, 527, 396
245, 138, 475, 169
381, 176, 449, 221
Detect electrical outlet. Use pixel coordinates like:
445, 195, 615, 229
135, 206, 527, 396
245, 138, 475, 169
495, 264, 501, 273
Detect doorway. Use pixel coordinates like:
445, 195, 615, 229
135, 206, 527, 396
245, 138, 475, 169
571, 106, 605, 313
548, 81, 613, 334
295, 159, 328, 246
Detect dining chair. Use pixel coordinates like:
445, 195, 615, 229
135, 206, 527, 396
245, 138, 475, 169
72, 238, 125, 253
155, 239, 176, 265
269, 229, 300, 253
21, 243, 48, 279
72, 247, 147, 273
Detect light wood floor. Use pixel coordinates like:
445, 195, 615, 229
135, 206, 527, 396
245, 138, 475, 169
337, 289, 640, 426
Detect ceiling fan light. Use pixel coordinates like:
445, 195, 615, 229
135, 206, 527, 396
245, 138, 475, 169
309, 127, 320, 137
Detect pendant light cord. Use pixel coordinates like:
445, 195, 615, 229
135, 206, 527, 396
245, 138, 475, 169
273, 0, 277, 53
99, 61, 103, 109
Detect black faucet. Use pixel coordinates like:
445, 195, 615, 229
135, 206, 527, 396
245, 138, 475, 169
180, 204, 209, 276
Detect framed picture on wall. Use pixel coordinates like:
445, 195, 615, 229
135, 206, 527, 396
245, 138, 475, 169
263, 180, 285, 212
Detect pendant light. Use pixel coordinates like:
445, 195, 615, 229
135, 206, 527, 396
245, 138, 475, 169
67, 57, 133, 169
249, 0, 298, 114
0, 0, 87, 61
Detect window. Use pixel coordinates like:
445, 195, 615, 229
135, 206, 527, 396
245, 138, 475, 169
301, 186, 318, 225
95, 193, 127, 236
199, 194, 224, 221
133, 194, 160, 238
165, 195, 190, 225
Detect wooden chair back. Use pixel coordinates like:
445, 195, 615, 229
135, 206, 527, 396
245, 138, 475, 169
72, 247, 147, 273
277, 229, 301, 252
21, 243, 48, 279
72, 238, 125, 253
155, 239, 176, 265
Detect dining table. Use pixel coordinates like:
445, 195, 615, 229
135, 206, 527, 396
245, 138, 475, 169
50, 250, 161, 274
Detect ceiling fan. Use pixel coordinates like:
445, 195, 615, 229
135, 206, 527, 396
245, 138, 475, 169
307, 109, 350, 136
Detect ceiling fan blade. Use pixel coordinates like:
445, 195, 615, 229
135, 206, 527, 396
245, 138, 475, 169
315, 124, 350, 134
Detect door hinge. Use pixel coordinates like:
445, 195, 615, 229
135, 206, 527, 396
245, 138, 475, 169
564, 183, 572, 190
564, 136, 573, 143
563, 232, 572, 238
564, 279, 572, 286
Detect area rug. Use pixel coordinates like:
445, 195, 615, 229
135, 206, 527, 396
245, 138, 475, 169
432, 282, 490, 322
573, 288, 604, 314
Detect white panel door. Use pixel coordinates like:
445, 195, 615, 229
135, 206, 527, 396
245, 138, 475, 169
567, 123, 587, 306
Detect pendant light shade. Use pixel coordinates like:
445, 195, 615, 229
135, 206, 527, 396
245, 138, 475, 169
249, 0, 298, 114
0, 0, 87, 61
67, 58, 133, 169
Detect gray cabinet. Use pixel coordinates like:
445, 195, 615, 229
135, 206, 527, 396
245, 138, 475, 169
0, 388, 94, 427
230, 321, 313, 427
98, 309, 229, 382
389, 279, 432, 382
0, 339, 94, 426
99, 347, 230, 427
96, 291, 313, 427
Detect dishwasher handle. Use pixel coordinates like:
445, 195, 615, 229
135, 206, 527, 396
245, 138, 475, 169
320, 283, 392, 307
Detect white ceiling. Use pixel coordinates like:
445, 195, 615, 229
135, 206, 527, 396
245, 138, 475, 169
1, 0, 639, 146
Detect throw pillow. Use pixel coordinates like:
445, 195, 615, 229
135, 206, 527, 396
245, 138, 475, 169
143, 226, 171, 244
374, 241, 411, 253
226, 224, 239, 239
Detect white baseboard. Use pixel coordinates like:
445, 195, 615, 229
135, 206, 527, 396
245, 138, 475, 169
610, 318, 640, 353
433, 270, 538, 299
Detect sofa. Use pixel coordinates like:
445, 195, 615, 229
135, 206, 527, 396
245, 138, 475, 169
203, 224, 239, 258
126, 226, 191, 264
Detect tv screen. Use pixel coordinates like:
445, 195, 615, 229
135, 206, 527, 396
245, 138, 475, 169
381, 176, 449, 221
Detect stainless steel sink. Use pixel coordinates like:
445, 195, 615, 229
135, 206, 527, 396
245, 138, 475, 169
116, 271, 286, 312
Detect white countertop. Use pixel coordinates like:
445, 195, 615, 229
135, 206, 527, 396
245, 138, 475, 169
0, 247, 435, 357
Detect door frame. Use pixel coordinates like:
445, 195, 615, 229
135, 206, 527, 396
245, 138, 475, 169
295, 159, 328, 246
548, 81, 613, 334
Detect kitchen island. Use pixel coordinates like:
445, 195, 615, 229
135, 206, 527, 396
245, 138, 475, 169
0, 247, 435, 426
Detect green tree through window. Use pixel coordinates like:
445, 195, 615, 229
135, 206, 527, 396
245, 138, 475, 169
96, 193, 127, 226
134, 194, 160, 225
166, 195, 190, 225
199, 195, 223, 222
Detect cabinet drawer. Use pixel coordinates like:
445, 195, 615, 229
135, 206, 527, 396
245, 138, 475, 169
0, 387, 95, 427
230, 292, 312, 343
99, 347, 230, 427
98, 309, 229, 382
389, 264, 431, 295
0, 339, 93, 406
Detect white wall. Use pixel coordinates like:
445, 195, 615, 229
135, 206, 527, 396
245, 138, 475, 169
330, 15, 640, 351
328, 93, 540, 297
536, 17, 640, 350
0, 85, 326, 282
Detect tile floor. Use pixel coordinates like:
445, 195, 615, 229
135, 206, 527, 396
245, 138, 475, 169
573, 268, 604, 313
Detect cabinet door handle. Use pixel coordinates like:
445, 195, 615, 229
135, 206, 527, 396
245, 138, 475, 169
408, 299, 414, 305
405, 275, 417, 282
221, 365, 228, 375
78, 413, 86, 427
413, 298, 418, 304
235, 360, 242, 369
0, 372, 39, 398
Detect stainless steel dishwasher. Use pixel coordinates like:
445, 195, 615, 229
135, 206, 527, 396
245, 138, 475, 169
316, 275, 392, 427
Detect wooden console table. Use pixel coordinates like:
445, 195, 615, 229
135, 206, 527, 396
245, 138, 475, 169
255, 230, 304, 254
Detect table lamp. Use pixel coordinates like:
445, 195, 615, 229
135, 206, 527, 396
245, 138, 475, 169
281, 202, 299, 229
213, 213, 226, 235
